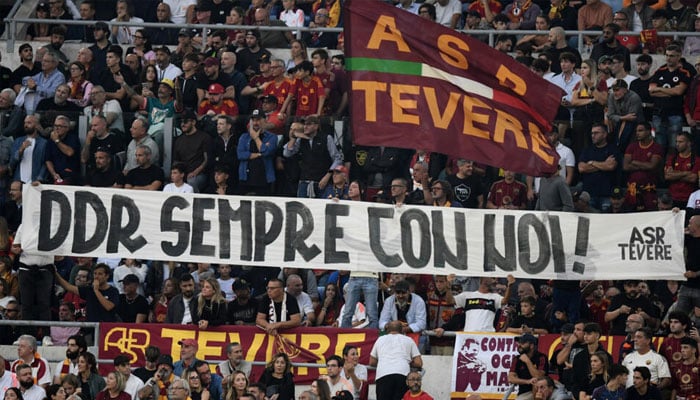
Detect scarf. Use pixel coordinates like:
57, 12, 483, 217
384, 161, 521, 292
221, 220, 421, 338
156, 374, 174, 400
268, 293, 288, 323
548, 0, 568, 22
509, 0, 532, 22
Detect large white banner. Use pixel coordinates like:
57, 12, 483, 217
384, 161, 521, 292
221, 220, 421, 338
20, 185, 686, 280
452, 333, 518, 398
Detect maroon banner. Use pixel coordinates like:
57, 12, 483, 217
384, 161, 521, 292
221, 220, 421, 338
344, 0, 564, 176
98, 323, 377, 384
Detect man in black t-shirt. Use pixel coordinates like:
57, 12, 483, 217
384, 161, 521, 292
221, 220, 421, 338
255, 278, 301, 335
446, 159, 484, 208
605, 280, 660, 335
116, 274, 149, 323
226, 279, 259, 325
125, 145, 164, 190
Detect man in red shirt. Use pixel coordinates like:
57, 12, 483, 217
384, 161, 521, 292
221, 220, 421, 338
486, 170, 528, 209
623, 122, 663, 211
281, 60, 325, 117
664, 131, 700, 208
402, 371, 433, 400
197, 83, 239, 118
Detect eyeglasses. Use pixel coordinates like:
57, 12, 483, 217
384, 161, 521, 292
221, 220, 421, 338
54, 124, 69, 129
407, 378, 421, 382
169, 387, 186, 391
4, 309, 18, 313
188, 376, 199, 380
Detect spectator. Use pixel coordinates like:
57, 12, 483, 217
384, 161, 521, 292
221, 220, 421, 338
555, 321, 585, 392
26, 3, 51, 41
173, 108, 210, 192
197, 58, 235, 107
544, 28, 581, 75
263, 58, 293, 112
606, 280, 659, 335
11, 335, 52, 387
124, 145, 164, 191
623, 122, 664, 211
670, 337, 700, 399
88, 22, 111, 77
116, 274, 148, 323
138, 354, 181, 400
571, 323, 614, 399
625, 366, 663, 399
164, 0, 195, 25
191, 278, 227, 329
378, 279, 426, 334
283, 115, 342, 198
535, 166, 574, 211
620, 0, 653, 31
197, 82, 239, 121
10, 44, 41, 94
66, 62, 93, 108
66, 0, 96, 42
76, 352, 105, 399
165, 273, 196, 324
259, 353, 295, 400
219, 51, 249, 115
486, 170, 528, 209
42, 26, 69, 66
84, 85, 126, 145
44, 114, 79, 185
370, 320, 422, 400
281, 61, 326, 117
96, 372, 130, 400
170, 29, 198, 70
195, 361, 223, 400
237, 109, 277, 195
163, 163, 193, 193
19, 52, 64, 115
54, 263, 120, 322
111, 0, 144, 45
216, 343, 252, 379
662, 311, 691, 372
113, 355, 145, 400
96, 45, 137, 109
303, 9, 338, 49
147, 3, 178, 46
10, 115, 47, 184
16, 364, 46, 400
285, 274, 315, 327
508, 333, 548, 400
622, 328, 671, 389
507, 296, 549, 334
254, 7, 290, 49
591, 364, 629, 400
226, 279, 259, 326
123, 118, 159, 173
237, 30, 272, 79
280, 0, 305, 34
436, 277, 507, 335
649, 44, 691, 149
256, 278, 302, 335
664, 132, 699, 208
127, 30, 155, 67
52, 334, 85, 382
579, 351, 611, 400
578, 0, 612, 30
606, 79, 644, 153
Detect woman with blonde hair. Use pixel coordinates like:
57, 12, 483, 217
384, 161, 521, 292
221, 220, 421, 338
183, 368, 209, 400
224, 371, 249, 400
286, 39, 308, 70
96, 372, 129, 400
190, 278, 227, 329
571, 58, 608, 154
579, 350, 611, 400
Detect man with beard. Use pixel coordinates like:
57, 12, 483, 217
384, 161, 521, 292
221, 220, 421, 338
508, 334, 547, 400
52, 334, 86, 383
10, 44, 40, 94
378, 279, 427, 334
154, 46, 182, 82
16, 364, 46, 400
225, 279, 258, 326
41, 26, 69, 66
194, 361, 223, 400
402, 371, 433, 400
86, 147, 124, 188
606, 80, 644, 153
12, 335, 52, 387
623, 122, 664, 211
196, 57, 235, 106
138, 355, 180, 400
166, 273, 196, 324
606, 280, 659, 335
661, 311, 691, 372
54, 263, 120, 323
237, 109, 277, 195
555, 321, 586, 393
35, 84, 81, 129
10, 115, 47, 184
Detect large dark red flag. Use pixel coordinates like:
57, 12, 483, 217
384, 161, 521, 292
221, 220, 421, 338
344, 0, 564, 176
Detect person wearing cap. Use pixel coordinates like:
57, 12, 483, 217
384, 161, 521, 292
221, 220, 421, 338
236, 108, 277, 195
664, 131, 700, 208
606, 54, 637, 89
281, 60, 326, 117
607, 79, 644, 152
114, 354, 145, 400
113, 258, 147, 296
202, 30, 228, 59
508, 333, 547, 400
173, 108, 210, 192
255, 95, 285, 135
671, 336, 700, 400
197, 82, 239, 119
606, 280, 659, 335
226, 278, 259, 326
239, 52, 272, 110
608, 186, 630, 213
237, 30, 272, 78
138, 354, 180, 400
378, 277, 427, 334
171, 29, 198, 69
155, 46, 182, 83
321, 165, 350, 200
283, 114, 342, 198
173, 339, 201, 377
197, 57, 236, 106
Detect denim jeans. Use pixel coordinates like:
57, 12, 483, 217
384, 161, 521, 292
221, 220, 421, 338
297, 181, 320, 198
589, 196, 611, 213
652, 115, 683, 149
341, 276, 379, 329
675, 285, 700, 314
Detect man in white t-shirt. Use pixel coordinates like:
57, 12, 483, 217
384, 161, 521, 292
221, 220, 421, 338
163, 0, 195, 24
163, 163, 194, 193
370, 320, 422, 400
435, 277, 508, 334
433, 0, 462, 28
114, 354, 144, 400
286, 274, 315, 327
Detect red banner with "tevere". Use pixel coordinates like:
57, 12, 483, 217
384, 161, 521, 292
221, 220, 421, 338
344, 0, 564, 176
98, 323, 378, 384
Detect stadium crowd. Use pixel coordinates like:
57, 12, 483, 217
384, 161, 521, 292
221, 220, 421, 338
0, 0, 699, 399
